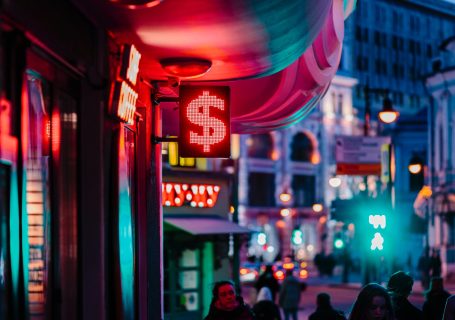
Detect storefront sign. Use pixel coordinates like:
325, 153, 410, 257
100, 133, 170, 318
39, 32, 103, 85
335, 135, 391, 175
162, 182, 220, 208
110, 44, 141, 124
179, 86, 230, 158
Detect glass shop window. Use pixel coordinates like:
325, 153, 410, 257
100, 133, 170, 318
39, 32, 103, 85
24, 69, 79, 319
164, 248, 202, 319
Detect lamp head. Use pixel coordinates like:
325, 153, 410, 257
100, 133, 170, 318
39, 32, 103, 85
378, 97, 399, 124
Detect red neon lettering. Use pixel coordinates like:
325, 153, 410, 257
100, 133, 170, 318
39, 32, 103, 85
187, 91, 226, 153
117, 81, 138, 124
126, 45, 141, 85
162, 183, 220, 208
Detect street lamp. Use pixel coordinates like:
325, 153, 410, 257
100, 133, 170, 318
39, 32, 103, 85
408, 154, 423, 175
378, 96, 400, 124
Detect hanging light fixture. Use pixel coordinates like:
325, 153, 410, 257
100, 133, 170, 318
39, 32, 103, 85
408, 154, 423, 174
108, 0, 163, 9
378, 96, 399, 124
160, 58, 212, 79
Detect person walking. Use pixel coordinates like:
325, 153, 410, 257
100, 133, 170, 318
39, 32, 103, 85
422, 277, 450, 320
204, 280, 255, 320
443, 295, 455, 320
417, 249, 431, 290
348, 283, 394, 320
309, 292, 346, 320
252, 287, 281, 320
278, 270, 301, 320
386, 271, 423, 320
255, 264, 280, 302
430, 249, 442, 278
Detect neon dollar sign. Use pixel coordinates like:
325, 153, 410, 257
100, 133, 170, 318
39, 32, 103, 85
187, 91, 226, 152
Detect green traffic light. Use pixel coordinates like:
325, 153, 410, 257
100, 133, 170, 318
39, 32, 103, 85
334, 239, 344, 249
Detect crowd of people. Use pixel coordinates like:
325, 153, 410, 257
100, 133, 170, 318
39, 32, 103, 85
203, 266, 455, 320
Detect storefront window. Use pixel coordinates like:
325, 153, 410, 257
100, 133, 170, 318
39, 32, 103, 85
164, 247, 202, 319
23, 74, 51, 319
23, 68, 79, 319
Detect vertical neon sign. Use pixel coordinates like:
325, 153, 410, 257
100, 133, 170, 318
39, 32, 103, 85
111, 44, 141, 125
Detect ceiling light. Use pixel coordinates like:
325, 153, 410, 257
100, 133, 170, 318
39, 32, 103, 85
160, 58, 212, 79
108, 0, 163, 9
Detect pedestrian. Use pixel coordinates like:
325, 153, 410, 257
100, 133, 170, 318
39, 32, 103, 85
255, 264, 280, 302
252, 287, 281, 320
348, 283, 394, 320
422, 276, 450, 320
417, 248, 431, 290
309, 292, 346, 320
430, 249, 442, 278
443, 294, 455, 320
204, 280, 255, 320
278, 269, 301, 320
386, 270, 423, 320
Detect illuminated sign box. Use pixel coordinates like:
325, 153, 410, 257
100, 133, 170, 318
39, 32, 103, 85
179, 86, 230, 158
110, 44, 141, 124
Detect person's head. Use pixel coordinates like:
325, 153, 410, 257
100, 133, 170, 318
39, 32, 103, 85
427, 276, 444, 293
387, 271, 413, 298
257, 287, 272, 302
316, 292, 331, 308
264, 264, 274, 274
211, 280, 239, 311
349, 283, 393, 320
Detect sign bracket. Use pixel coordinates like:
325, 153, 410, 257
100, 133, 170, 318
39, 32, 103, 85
151, 86, 180, 145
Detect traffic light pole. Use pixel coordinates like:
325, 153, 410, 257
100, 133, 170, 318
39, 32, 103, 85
362, 86, 372, 285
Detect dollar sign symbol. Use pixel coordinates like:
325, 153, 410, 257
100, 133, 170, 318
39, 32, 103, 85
187, 91, 226, 152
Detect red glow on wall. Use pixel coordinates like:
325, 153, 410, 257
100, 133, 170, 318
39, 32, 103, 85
162, 182, 220, 208
179, 86, 230, 158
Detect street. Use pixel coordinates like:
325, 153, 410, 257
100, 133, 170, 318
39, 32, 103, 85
242, 271, 429, 319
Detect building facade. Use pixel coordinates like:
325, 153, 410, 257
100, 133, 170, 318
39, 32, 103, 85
425, 36, 455, 278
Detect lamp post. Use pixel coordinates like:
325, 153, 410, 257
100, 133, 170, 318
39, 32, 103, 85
362, 86, 399, 285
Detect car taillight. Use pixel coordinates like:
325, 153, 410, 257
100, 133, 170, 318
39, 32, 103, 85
283, 262, 295, 270
274, 270, 285, 280
299, 269, 308, 279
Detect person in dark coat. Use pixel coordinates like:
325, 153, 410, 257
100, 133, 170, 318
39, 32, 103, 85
252, 287, 281, 320
430, 249, 442, 277
204, 280, 255, 320
348, 283, 394, 320
386, 271, 423, 320
279, 270, 301, 320
422, 277, 451, 320
309, 292, 346, 320
255, 264, 280, 302
443, 294, 455, 320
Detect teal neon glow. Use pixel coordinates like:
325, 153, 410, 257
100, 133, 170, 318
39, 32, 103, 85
9, 166, 20, 296
118, 128, 135, 319
370, 232, 384, 251
368, 215, 386, 229
334, 239, 345, 249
